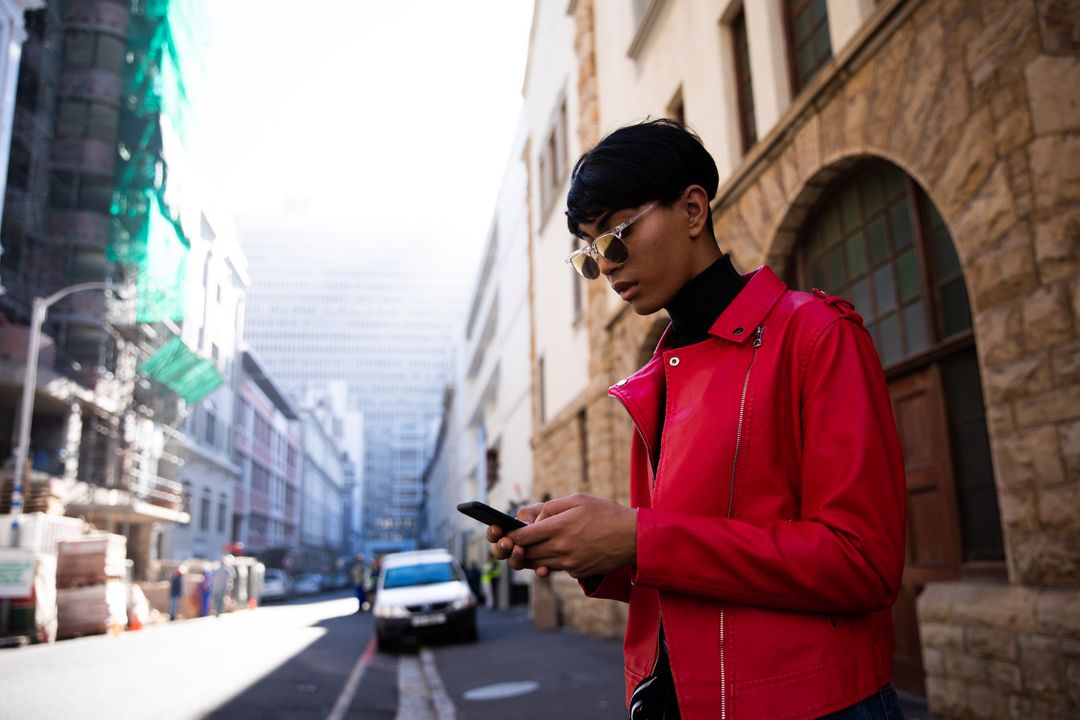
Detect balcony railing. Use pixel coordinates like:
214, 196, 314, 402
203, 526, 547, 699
63, 0, 130, 36
48, 209, 111, 249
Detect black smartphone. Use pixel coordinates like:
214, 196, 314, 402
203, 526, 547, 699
456, 501, 527, 531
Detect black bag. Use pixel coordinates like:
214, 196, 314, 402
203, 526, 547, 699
629, 646, 680, 719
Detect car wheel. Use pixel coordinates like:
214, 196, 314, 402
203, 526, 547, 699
377, 633, 396, 653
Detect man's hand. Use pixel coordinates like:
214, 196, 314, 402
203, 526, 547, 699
505, 493, 637, 579
486, 502, 549, 574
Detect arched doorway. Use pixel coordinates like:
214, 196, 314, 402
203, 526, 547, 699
792, 160, 1004, 693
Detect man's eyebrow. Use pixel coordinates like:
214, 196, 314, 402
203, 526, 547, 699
594, 210, 616, 234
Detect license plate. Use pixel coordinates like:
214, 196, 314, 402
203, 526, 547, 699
411, 613, 446, 627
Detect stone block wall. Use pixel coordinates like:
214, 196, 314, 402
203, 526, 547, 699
919, 583, 1080, 719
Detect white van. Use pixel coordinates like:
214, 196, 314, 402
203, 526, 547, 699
373, 549, 477, 652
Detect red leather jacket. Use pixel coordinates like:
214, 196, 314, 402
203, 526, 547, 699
586, 266, 906, 719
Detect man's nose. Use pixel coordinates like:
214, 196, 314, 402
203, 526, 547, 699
597, 254, 622, 275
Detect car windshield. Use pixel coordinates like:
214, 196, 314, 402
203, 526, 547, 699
383, 562, 457, 589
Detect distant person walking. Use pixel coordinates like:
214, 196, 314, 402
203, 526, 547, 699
350, 554, 367, 613
199, 567, 213, 617
481, 554, 501, 610
211, 558, 237, 617
169, 564, 187, 620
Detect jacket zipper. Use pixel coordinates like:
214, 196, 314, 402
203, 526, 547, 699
720, 324, 763, 720
613, 390, 663, 677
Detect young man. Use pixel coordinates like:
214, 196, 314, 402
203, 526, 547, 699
488, 120, 907, 719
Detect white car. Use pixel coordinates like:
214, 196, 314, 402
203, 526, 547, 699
294, 573, 323, 596
261, 569, 293, 602
373, 549, 477, 652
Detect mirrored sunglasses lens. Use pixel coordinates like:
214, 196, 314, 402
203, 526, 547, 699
572, 253, 600, 279
595, 234, 628, 264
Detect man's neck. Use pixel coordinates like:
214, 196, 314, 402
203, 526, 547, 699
665, 255, 745, 347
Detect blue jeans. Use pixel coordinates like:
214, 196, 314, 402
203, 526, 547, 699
820, 685, 906, 719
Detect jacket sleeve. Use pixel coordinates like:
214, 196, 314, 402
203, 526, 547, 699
632, 315, 907, 613
579, 565, 633, 603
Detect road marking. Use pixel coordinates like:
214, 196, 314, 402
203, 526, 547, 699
421, 648, 456, 720
326, 636, 377, 720
394, 648, 456, 720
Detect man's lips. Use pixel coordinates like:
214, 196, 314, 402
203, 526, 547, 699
612, 281, 639, 300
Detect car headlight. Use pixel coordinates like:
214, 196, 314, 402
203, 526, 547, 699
451, 595, 476, 611
374, 604, 409, 619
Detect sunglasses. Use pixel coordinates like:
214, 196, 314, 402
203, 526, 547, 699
565, 203, 658, 279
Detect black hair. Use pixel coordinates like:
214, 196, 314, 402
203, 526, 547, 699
566, 118, 719, 238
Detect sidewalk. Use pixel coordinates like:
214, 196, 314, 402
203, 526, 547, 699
432, 607, 938, 719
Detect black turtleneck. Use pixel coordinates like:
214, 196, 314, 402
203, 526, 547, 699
666, 254, 746, 348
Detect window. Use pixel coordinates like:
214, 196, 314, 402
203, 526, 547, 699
64, 30, 125, 73
783, 0, 832, 93
217, 496, 227, 534
539, 99, 568, 222
49, 172, 112, 213
56, 100, 119, 142
7, 139, 30, 190
485, 445, 500, 492
200, 492, 211, 531
205, 411, 217, 448
731, 9, 757, 153
796, 162, 1002, 565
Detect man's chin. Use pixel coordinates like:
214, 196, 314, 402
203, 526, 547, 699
626, 296, 662, 316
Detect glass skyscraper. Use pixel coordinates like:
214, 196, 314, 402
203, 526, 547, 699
237, 215, 467, 553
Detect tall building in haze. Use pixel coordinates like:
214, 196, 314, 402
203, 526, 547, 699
237, 215, 467, 554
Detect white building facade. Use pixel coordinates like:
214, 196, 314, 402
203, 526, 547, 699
298, 391, 347, 572
162, 208, 249, 561
428, 118, 535, 577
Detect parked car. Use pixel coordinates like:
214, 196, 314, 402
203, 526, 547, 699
373, 549, 477, 652
294, 573, 323, 596
261, 569, 294, 602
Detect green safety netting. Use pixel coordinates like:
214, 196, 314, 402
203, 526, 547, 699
139, 336, 223, 404
109, 0, 206, 325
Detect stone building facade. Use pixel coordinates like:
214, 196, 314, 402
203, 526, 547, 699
525, 0, 1079, 716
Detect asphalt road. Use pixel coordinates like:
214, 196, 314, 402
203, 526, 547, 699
0, 591, 626, 720
0, 590, 934, 719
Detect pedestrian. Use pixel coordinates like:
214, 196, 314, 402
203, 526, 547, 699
199, 567, 213, 617
350, 554, 367, 613
481, 553, 501, 610
465, 562, 482, 601
366, 558, 381, 607
488, 119, 907, 719
168, 564, 187, 620
211, 556, 237, 617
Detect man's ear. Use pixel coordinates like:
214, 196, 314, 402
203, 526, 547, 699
683, 185, 711, 240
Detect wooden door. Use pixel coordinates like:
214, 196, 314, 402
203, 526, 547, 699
887, 364, 962, 694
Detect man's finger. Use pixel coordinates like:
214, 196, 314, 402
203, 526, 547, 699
507, 515, 562, 546
536, 495, 584, 521
486, 525, 504, 543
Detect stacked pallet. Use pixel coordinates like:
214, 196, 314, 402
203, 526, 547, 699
0, 476, 66, 515
55, 534, 128, 638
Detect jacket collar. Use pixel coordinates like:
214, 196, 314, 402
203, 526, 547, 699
653, 265, 787, 352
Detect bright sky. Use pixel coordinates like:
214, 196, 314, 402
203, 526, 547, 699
197, 1, 534, 260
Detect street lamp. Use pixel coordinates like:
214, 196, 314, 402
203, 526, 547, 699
8, 282, 119, 547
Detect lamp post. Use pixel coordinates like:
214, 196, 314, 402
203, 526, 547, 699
8, 282, 114, 547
